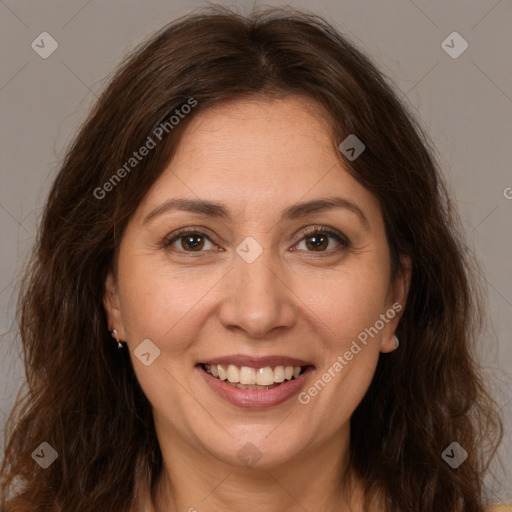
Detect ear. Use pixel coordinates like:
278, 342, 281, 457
380, 255, 412, 353
103, 271, 126, 340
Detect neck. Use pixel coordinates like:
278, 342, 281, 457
149, 425, 365, 512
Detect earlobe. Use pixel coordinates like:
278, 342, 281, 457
103, 271, 125, 338
380, 334, 400, 353
380, 256, 411, 354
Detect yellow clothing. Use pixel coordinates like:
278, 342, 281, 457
368, 491, 511, 512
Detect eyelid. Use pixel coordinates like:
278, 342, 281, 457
297, 225, 351, 247
163, 224, 351, 252
162, 226, 219, 248
290, 227, 351, 256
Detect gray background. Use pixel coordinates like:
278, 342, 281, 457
1, 0, 511, 503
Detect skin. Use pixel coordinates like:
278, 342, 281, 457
104, 95, 411, 512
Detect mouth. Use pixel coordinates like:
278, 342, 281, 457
201, 363, 309, 390
196, 358, 315, 408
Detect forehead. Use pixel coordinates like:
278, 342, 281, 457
172, 95, 336, 180
135, 95, 382, 225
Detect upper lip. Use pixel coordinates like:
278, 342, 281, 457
199, 354, 314, 368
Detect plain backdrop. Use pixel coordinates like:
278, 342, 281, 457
1, 0, 511, 503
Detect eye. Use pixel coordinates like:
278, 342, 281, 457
162, 226, 351, 255
293, 226, 350, 254
163, 228, 217, 253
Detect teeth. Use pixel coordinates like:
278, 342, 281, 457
217, 365, 227, 380
239, 366, 256, 385
274, 365, 285, 383
203, 363, 304, 385
226, 364, 239, 383
256, 367, 275, 386
235, 383, 274, 390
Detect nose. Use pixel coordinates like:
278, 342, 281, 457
217, 247, 297, 340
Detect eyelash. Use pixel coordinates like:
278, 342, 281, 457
162, 226, 351, 256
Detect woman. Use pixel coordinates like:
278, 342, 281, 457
0, 6, 506, 512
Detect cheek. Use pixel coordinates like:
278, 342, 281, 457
300, 261, 390, 349
116, 251, 225, 352
295, 270, 387, 427
297, 258, 389, 413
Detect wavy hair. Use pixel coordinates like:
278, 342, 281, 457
0, 6, 503, 512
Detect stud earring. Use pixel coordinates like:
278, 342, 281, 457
111, 329, 123, 349
393, 334, 400, 349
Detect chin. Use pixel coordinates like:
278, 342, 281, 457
199, 427, 309, 470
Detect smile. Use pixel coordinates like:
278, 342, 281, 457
197, 360, 315, 408
202, 363, 306, 390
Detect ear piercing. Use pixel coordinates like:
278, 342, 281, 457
393, 334, 399, 349
111, 329, 123, 349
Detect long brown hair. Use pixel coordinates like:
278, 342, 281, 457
0, 6, 503, 511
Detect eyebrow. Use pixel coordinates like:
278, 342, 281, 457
143, 196, 369, 229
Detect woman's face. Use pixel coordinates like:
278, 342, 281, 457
104, 95, 409, 470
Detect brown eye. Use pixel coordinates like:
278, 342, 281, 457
180, 233, 205, 251
305, 233, 329, 251
163, 229, 215, 252
295, 227, 350, 253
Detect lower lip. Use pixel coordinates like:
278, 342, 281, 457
197, 365, 315, 409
